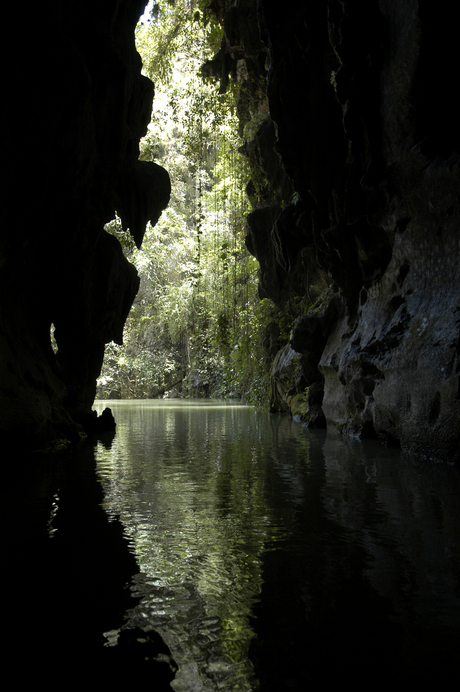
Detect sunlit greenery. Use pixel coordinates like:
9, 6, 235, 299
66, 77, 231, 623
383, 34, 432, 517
97, 0, 277, 405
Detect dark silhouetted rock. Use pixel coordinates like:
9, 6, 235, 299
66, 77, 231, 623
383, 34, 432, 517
1, 1, 170, 450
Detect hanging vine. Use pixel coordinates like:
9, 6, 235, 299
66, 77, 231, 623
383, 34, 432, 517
98, 0, 273, 404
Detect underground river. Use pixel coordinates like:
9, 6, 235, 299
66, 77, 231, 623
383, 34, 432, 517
4, 399, 460, 688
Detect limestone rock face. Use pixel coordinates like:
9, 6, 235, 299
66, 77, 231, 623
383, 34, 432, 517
1, 1, 170, 449
209, 0, 460, 461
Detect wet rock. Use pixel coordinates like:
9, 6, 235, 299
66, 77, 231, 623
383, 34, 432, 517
83, 407, 117, 435
270, 344, 304, 413
270, 343, 326, 427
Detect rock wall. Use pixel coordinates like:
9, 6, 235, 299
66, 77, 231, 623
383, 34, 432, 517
206, 0, 460, 462
1, 1, 170, 449
2, 0, 459, 462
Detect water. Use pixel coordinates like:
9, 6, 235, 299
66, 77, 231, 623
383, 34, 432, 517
92, 399, 460, 688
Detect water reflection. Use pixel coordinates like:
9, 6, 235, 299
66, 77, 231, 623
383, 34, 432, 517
94, 400, 460, 688
95, 400, 276, 690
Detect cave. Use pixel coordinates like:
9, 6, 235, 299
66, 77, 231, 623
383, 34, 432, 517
2, 4, 460, 688
1, 0, 460, 463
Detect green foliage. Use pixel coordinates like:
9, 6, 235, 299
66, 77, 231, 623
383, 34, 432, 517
289, 386, 311, 421
136, 1, 224, 89
104, 214, 136, 257
97, 0, 274, 404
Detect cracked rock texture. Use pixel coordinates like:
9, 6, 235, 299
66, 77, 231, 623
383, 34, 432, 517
1, 1, 170, 449
207, 0, 460, 462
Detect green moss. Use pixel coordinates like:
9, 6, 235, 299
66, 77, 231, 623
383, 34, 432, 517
290, 386, 311, 420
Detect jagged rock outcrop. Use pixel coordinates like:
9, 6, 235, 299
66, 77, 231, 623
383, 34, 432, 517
1, 1, 170, 449
207, 0, 460, 462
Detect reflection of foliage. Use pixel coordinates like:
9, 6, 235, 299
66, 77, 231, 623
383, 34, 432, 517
94, 402, 283, 687
97, 1, 273, 405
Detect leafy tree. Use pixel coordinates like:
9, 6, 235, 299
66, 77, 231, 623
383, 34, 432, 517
97, 0, 281, 405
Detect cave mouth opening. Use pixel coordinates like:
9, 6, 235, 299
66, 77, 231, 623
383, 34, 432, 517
95, 0, 272, 406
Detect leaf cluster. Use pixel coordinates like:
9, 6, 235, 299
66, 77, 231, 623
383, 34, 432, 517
97, 1, 274, 404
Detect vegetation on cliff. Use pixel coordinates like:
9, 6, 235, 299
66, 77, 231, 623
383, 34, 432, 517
96, 1, 283, 404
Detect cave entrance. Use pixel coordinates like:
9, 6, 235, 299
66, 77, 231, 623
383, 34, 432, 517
97, 0, 271, 405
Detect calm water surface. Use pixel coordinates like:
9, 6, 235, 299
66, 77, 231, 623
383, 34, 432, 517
94, 399, 460, 689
